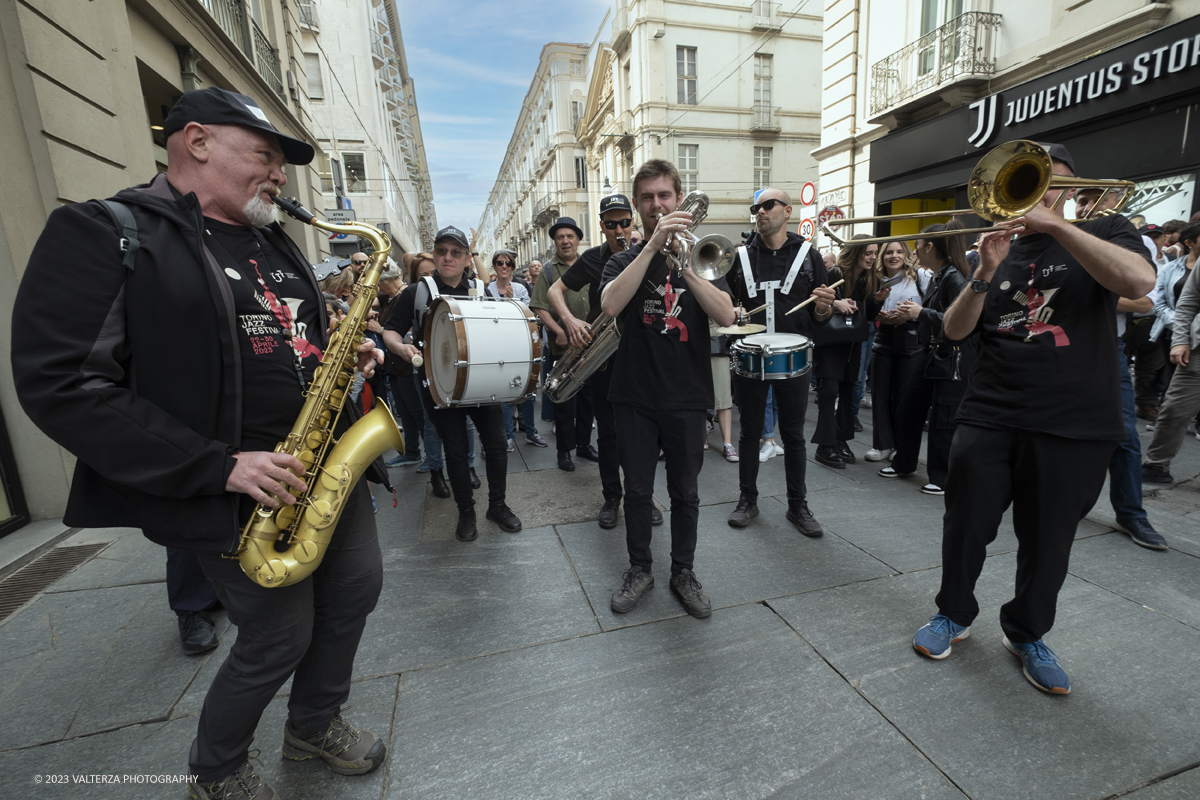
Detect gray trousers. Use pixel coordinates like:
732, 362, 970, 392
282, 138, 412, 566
1144, 354, 1200, 467
191, 480, 382, 782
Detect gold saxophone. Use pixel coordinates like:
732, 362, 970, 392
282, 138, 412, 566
233, 196, 405, 588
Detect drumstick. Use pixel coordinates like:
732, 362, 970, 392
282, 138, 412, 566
785, 279, 844, 316
412, 354, 424, 368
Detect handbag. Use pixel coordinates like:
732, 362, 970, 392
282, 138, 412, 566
813, 307, 869, 345
925, 338, 962, 381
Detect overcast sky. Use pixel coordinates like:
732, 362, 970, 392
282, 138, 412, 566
398, 0, 608, 241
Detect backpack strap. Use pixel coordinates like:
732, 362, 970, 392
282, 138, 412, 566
96, 200, 141, 271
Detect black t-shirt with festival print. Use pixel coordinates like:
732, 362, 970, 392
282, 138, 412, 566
205, 218, 324, 452
599, 243, 733, 410
956, 214, 1150, 441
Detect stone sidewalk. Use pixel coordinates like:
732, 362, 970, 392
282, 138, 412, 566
1, 406, 1198, 799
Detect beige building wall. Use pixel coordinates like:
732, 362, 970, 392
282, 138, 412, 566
0, 0, 330, 524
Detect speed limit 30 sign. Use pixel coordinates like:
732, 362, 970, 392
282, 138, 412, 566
798, 218, 816, 239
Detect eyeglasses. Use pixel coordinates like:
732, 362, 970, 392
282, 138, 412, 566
602, 218, 633, 230
750, 198, 785, 215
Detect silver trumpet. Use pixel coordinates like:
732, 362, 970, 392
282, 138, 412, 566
657, 191, 735, 280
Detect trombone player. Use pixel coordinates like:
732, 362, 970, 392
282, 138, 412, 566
909, 142, 1156, 696
599, 160, 736, 619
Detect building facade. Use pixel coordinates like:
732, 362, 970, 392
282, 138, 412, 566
815, 0, 1200, 242
0, 0, 433, 531
476, 43, 592, 266
298, 0, 436, 256
574, 0, 825, 247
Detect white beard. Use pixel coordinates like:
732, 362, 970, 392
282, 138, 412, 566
243, 195, 278, 228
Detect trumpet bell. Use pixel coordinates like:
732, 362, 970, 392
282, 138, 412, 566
690, 233, 735, 281
968, 140, 1054, 222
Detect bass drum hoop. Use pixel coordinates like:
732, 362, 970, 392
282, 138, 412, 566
424, 296, 469, 407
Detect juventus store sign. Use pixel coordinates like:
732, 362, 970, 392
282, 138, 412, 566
870, 16, 1200, 226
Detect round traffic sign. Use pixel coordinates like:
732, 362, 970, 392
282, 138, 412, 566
799, 182, 817, 207
799, 218, 815, 239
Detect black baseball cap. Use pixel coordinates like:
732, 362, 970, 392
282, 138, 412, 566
599, 194, 633, 214
1037, 142, 1075, 175
163, 87, 315, 165
1139, 224, 1165, 236
434, 226, 470, 249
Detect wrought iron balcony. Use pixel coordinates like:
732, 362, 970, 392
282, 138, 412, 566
297, 0, 318, 30
251, 21, 283, 99
201, 0, 249, 53
750, 104, 781, 132
199, 1, 285, 100
869, 12, 1002, 118
752, 1, 781, 31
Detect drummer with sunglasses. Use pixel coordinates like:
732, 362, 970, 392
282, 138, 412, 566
725, 189, 835, 536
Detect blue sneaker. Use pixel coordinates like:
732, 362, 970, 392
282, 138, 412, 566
416, 460, 434, 473
913, 614, 970, 660
1003, 637, 1070, 695
385, 452, 421, 467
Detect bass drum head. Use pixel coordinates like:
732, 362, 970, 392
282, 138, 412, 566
426, 298, 467, 406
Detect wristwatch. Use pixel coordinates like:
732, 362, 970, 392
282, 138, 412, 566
970, 279, 990, 293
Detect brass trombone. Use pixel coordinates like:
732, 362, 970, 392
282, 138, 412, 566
821, 140, 1137, 246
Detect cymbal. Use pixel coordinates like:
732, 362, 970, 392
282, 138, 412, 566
717, 323, 766, 335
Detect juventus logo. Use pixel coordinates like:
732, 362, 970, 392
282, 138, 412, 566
967, 95, 998, 149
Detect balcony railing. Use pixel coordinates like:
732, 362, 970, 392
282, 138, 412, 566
870, 12, 1002, 118
752, 1, 781, 30
297, 0, 318, 30
750, 104, 781, 131
201, 0, 248, 53
251, 21, 283, 98
611, 6, 630, 50
199, 1, 285, 100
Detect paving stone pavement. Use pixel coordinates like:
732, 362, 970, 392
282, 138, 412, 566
1, 402, 1198, 799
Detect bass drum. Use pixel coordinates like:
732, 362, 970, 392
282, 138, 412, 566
424, 295, 541, 408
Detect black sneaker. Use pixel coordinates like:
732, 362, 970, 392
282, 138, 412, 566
815, 446, 846, 468
430, 468, 451, 498
576, 444, 601, 462
786, 502, 824, 537
651, 506, 664, 526
282, 714, 386, 775
610, 566, 654, 613
853, 417, 863, 432
179, 611, 219, 656
669, 569, 712, 618
598, 497, 620, 529
1113, 517, 1168, 550
558, 452, 576, 472
1142, 463, 1173, 483
486, 504, 522, 533
455, 509, 478, 542
189, 753, 274, 799
469, 467, 481, 489
727, 497, 758, 528
837, 442, 856, 464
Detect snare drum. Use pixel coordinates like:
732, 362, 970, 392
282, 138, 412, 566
423, 296, 541, 408
730, 333, 813, 380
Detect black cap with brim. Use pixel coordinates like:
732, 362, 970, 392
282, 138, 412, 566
1037, 142, 1075, 176
548, 216, 584, 239
164, 87, 315, 166
599, 194, 633, 215
434, 226, 470, 249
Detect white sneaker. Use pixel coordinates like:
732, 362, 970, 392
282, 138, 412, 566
865, 448, 893, 462
860, 395, 873, 409
773, 442, 784, 455
759, 441, 776, 462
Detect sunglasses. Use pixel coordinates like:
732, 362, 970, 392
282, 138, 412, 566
493, 260, 514, 267
750, 198, 785, 214
603, 218, 633, 230
351, 259, 368, 265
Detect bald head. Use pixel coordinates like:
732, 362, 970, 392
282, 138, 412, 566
754, 187, 793, 242
758, 188, 792, 205
166, 122, 286, 227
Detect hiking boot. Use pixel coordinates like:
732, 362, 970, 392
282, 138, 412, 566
455, 509, 478, 542
669, 569, 712, 618
610, 566, 654, 613
598, 497, 620, 529
188, 754, 274, 800
912, 614, 970, 660
1142, 463, 1173, 483
815, 446, 845, 468
283, 714, 387, 775
727, 497, 758, 528
786, 502, 823, 537
1003, 637, 1071, 695
179, 611, 219, 656
485, 504, 522, 533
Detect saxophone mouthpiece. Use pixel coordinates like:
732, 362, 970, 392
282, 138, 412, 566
272, 195, 316, 225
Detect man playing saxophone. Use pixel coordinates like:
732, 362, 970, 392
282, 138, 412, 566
12, 88, 388, 800
547, 193, 663, 531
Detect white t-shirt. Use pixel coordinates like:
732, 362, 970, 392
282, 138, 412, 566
880, 268, 933, 313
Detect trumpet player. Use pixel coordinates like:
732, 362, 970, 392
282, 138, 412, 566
599, 160, 736, 619
12, 88, 389, 799
726, 188, 835, 536
548, 193, 663, 530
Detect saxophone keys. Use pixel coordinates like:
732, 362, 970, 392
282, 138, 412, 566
305, 430, 326, 449
274, 504, 298, 528
293, 539, 320, 564
305, 499, 334, 526
257, 559, 289, 586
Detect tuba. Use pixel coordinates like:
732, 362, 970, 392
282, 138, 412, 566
232, 196, 405, 588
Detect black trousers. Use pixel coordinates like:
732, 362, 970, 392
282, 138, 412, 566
870, 348, 921, 451
812, 344, 860, 447
1124, 320, 1162, 409
614, 402, 705, 575
192, 479, 381, 782
548, 353, 595, 454
936, 424, 1114, 643
891, 355, 965, 487
734, 372, 809, 508
167, 547, 218, 615
388, 372, 424, 459
588, 363, 622, 501
424, 397, 508, 512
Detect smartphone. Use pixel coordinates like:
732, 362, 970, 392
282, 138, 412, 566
880, 273, 906, 290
